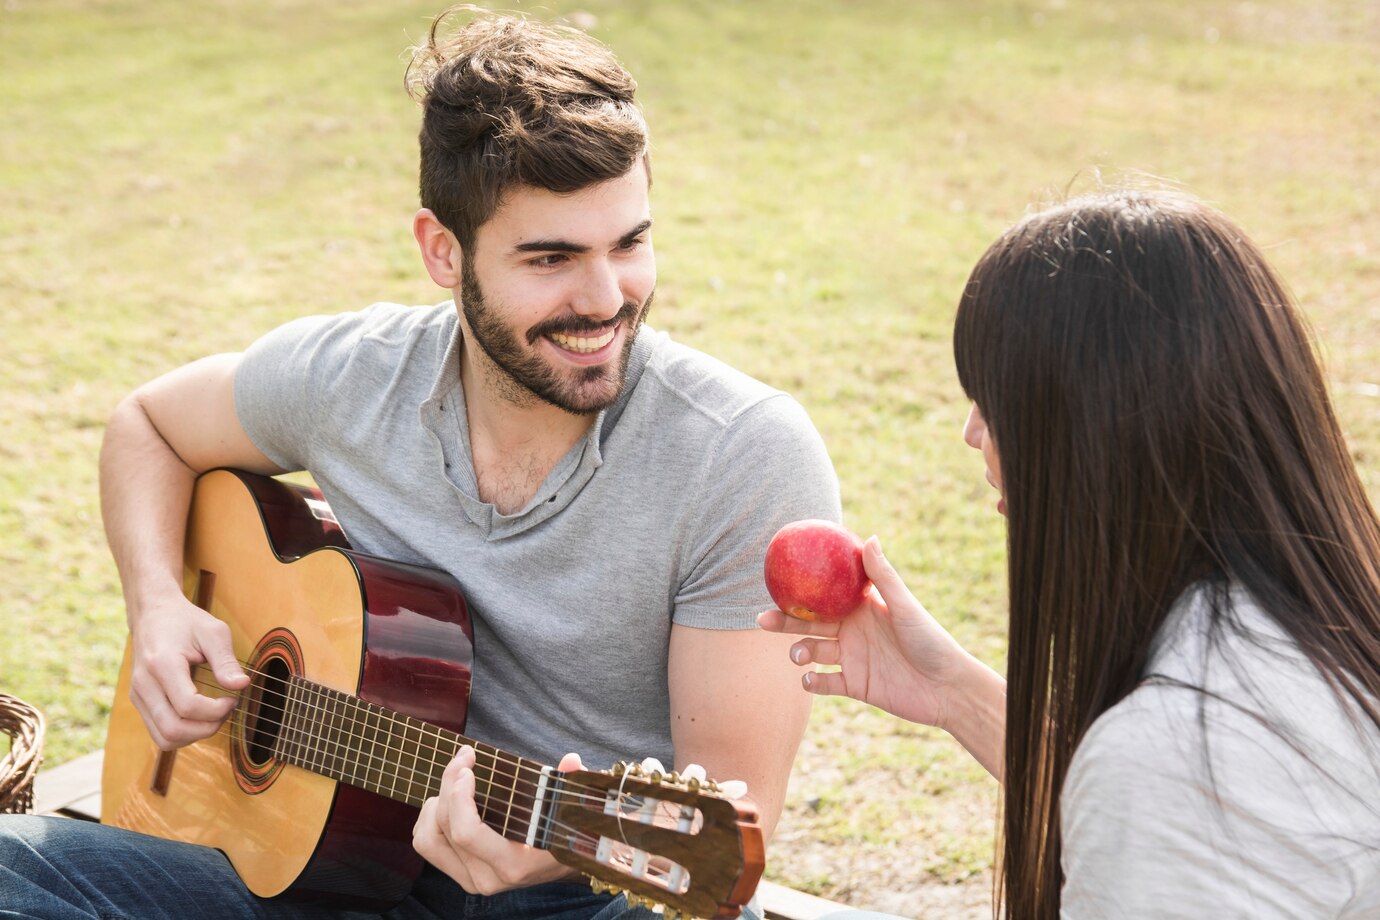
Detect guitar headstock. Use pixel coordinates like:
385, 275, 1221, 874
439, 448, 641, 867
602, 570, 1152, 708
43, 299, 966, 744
548, 760, 764, 920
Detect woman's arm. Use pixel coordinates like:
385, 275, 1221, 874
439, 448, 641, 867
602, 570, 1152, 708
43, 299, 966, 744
758, 537, 1006, 779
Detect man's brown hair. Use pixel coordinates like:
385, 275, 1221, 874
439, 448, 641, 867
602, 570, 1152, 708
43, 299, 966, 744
405, 6, 649, 252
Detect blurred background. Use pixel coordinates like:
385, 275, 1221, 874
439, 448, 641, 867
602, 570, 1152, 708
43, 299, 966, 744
2, 1, 1377, 916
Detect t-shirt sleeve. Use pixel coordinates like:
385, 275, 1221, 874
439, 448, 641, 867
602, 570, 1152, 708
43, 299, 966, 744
1060, 686, 1364, 919
671, 393, 841, 629
233, 312, 363, 472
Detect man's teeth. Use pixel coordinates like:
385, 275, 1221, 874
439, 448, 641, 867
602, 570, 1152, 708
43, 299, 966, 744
549, 328, 616, 353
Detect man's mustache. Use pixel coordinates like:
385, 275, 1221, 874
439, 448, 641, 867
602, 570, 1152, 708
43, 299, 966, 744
525, 301, 643, 345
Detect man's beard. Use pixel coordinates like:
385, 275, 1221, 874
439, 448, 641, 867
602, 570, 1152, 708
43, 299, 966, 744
460, 259, 651, 416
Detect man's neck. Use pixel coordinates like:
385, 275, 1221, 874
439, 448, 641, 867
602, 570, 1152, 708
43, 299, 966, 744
459, 344, 597, 515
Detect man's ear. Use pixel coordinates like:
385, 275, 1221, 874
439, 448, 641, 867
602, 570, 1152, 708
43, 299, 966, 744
413, 209, 463, 289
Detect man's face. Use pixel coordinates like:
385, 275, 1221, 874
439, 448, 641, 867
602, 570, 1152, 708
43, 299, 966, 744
460, 162, 656, 415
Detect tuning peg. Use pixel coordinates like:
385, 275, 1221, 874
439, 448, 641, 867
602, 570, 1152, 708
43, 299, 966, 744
611, 761, 628, 777
627, 761, 645, 777
640, 757, 666, 782
681, 762, 706, 790
665, 769, 682, 785
718, 779, 749, 799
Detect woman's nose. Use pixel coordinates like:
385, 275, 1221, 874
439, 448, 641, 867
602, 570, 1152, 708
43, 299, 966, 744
962, 404, 985, 450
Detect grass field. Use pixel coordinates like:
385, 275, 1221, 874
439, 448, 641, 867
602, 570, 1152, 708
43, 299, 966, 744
2, 1, 1378, 915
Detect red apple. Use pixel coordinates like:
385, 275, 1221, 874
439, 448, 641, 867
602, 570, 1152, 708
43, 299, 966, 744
764, 519, 870, 623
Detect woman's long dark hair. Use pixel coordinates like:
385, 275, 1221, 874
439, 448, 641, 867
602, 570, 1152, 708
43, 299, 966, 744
952, 189, 1380, 918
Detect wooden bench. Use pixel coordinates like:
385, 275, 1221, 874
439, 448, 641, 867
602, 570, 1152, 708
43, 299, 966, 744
33, 752, 852, 920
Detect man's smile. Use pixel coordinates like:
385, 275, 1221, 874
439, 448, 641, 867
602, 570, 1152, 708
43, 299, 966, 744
548, 326, 618, 354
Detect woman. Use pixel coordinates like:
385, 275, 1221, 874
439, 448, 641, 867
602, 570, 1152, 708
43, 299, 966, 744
761, 189, 1380, 917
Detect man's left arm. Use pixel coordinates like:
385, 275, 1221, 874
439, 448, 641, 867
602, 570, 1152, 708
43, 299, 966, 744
667, 623, 813, 843
665, 392, 841, 843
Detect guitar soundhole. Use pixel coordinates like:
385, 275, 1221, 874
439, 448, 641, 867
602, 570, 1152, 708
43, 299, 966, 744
231, 628, 302, 794
244, 655, 290, 767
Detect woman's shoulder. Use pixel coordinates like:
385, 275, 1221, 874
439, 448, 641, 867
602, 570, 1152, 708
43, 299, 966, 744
1060, 585, 1380, 916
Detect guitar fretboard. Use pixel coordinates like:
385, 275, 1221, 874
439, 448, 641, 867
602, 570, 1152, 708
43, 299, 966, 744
270, 676, 556, 846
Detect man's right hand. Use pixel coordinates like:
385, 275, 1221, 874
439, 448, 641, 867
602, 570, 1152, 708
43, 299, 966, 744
100, 353, 279, 752
128, 596, 250, 750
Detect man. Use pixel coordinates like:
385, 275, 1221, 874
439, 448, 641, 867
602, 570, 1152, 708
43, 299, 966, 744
0, 9, 838, 920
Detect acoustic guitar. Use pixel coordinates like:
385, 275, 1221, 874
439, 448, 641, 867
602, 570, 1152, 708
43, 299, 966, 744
101, 468, 763, 920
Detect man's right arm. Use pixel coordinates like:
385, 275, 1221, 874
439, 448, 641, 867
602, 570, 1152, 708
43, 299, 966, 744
100, 353, 287, 750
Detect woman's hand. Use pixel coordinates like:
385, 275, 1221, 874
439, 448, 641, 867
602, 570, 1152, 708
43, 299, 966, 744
413, 746, 585, 893
758, 537, 1007, 778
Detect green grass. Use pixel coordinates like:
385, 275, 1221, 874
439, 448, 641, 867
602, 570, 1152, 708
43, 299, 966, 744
3, 0, 1378, 912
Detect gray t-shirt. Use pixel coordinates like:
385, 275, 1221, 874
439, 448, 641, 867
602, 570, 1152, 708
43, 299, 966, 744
234, 301, 841, 769
1061, 585, 1380, 917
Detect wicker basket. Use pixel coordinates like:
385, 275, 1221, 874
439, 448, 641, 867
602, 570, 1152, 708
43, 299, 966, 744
0, 693, 45, 814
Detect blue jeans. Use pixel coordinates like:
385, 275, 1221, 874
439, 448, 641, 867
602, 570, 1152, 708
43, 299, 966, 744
0, 815, 670, 920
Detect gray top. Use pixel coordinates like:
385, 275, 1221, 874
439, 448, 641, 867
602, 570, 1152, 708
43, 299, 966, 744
1061, 584, 1380, 917
234, 301, 841, 768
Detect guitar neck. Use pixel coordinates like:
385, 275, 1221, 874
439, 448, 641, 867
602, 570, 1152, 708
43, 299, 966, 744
270, 675, 560, 848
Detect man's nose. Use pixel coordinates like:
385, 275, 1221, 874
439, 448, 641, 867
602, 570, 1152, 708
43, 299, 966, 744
570, 257, 625, 319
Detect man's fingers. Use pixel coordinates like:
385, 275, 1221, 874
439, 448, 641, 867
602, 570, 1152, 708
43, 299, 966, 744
206, 650, 250, 692
156, 658, 237, 723
414, 798, 479, 894
130, 681, 221, 749
129, 687, 174, 751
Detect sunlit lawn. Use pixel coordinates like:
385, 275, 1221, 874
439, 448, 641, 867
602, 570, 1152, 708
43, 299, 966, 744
3, 1, 1377, 913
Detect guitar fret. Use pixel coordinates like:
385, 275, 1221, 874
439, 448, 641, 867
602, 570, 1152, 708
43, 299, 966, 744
270, 676, 549, 840
316, 683, 334, 777
356, 698, 378, 793
329, 686, 347, 781
501, 751, 518, 839
288, 677, 306, 764
389, 714, 408, 801
272, 678, 291, 763
302, 681, 321, 774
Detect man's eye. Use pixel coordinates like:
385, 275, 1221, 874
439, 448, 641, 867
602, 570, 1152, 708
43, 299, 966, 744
531, 254, 567, 268
618, 237, 645, 252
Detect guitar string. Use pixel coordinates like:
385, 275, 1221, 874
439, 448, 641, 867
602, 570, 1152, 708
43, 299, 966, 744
183, 712, 685, 893
191, 673, 618, 816
189, 668, 641, 811
199, 704, 693, 887
193, 689, 636, 861
188, 673, 696, 854
197, 661, 704, 804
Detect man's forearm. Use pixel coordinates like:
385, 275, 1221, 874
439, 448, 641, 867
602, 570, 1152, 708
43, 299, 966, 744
99, 393, 198, 624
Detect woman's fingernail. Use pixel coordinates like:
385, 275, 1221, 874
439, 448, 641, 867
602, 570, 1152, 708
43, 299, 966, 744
791, 646, 805, 664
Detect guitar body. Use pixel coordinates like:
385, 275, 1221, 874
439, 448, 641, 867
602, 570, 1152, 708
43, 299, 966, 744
101, 469, 474, 905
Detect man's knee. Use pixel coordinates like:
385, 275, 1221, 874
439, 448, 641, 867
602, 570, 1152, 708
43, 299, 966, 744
0, 813, 53, 855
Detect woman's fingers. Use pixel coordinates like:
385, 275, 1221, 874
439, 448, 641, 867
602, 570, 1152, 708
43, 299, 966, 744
790, 638, 840, 667
757, 608, 841, 637
801, 669, 849, 698
862, 537, 911, 607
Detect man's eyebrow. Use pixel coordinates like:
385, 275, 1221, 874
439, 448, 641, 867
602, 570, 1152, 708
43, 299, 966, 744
512, 219, 653, 255
513, 238, 587, 255
618, 219, 653, 247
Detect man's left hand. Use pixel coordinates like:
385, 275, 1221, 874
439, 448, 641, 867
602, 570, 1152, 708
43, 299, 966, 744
413, 745, 585, 894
